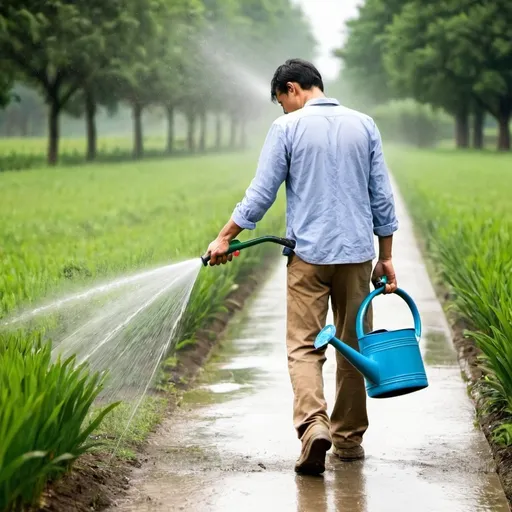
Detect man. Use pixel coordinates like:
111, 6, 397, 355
205, 58, 398, 475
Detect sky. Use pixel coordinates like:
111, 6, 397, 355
293, 0, 362, 81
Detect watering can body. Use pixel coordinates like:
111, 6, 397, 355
315, 281, 428, 399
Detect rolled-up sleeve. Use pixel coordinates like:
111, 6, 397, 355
232, 122, 289, 230
368, 120, 399, 237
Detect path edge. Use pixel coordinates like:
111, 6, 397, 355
403, 209, 512, 508
444, 299, 512, 507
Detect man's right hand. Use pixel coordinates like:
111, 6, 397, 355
372, 259, 397, 294
206, 236, 232, 266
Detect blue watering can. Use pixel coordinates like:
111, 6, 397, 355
314, 277, 428, 399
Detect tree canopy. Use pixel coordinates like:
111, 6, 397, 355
0, 0, 317, 164
338, 0, 512, 150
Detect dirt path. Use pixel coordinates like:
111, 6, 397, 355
111, 186, 509, 512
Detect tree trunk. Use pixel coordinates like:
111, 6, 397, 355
455, 107, 469, 149
240, 118, 247, 149
497, 113, 511, 151
230, 115, 237, 149
199, 110, 206, 152
166, 105, 174, 154
85, 89, 97, 161
215, 114, 222, 150
187, 113, 196, 153
472, 105, 484, 150
133, 102, 143, 159
48, 99, 60, 166
21, 114, 28, 137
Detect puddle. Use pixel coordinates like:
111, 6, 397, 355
220, 356, 267, 371
202, 382, 252, 393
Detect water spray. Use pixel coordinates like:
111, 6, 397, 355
0, 235, 296, 467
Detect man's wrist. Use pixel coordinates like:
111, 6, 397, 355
377, 235, 393, 261
218, 218, 243, 243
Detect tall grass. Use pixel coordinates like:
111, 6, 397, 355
0, 150, 285, 509
0, 331, 118, 511
389, 147, 512, 442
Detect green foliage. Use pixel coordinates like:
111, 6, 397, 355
389, 146, 512, 443
93, 395, 166, 450
114, 0, 204, 108
0, 330, 119, 511
0, 150, 286, 507
0, 0, 143, 164
336, 0, 409, 105
491, 423, 512, 447
339, 0, 512, 150
372, 99, 453, 147
0, 151, 284, 319
0, 0, 317, 162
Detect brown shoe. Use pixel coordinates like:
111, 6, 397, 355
333, 445, 365, 461
294, 426, 332, 475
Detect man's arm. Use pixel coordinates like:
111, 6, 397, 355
368, 120, 399, 292
231, 121, 289, 231
206, 121, 289, 265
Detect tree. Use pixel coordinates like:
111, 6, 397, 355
64, 79, 119, 161
0, 64, 14, 110
202, 0, 317, 148
382, 2, 473, 148
336, 0, 411, 106
383, 0, 512, 151
431, 0, 512, 151
164, 0, 316, 154
110, 0, 203, 159
0, 1, 138, 164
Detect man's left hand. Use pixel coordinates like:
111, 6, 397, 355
372, 259, 398, 294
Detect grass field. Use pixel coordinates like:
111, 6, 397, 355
0, 150, 285, 510
0, 135, 168, 155
0, 135, 190, 171
388, 146, 512, 444
0, 151, 286, 318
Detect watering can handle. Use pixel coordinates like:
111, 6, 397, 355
356, 278, 422, 341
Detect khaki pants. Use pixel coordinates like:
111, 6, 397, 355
286, 254, 373, 449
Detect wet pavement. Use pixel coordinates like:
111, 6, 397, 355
112, 185, 509, 512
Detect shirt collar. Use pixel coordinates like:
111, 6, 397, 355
304, 97, 340, 108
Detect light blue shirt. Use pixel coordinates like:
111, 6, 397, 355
232, 97, 398, 265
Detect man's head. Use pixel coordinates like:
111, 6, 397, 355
270, 59, 325, 114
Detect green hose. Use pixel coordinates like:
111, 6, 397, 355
201, 236, 296, 266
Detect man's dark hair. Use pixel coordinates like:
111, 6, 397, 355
270, 58, 324, 103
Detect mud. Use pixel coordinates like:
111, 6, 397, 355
109, 188, 510, 511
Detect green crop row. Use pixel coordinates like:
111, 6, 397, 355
389, 147, 512, 443
0, 331, 117, 511
0, 151, 285, 510
0, 136, 192, 172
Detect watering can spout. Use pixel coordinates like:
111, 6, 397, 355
314, 325, 381, 384
315, 278, 428, 399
